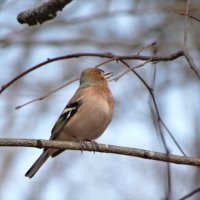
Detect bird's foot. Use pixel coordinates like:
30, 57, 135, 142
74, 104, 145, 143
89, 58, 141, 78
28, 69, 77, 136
75, 138, 90, 153
74, 137, 99, 153
85, 139, 99, 153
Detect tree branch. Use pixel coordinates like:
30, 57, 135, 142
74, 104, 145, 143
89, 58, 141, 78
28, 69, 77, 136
0, 138, 200, 167
0, 51, 184, 94
17, 0, 74, 26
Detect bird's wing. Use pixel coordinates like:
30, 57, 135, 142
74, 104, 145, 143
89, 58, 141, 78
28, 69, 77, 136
50, 100, 81, 140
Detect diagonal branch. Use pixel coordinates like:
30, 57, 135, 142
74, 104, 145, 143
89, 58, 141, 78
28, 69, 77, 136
15, 76, 79, 110
0, 138, 200, 167
117, 59, 186, 156
180, 187, 200, 200
181, 0, 200, 79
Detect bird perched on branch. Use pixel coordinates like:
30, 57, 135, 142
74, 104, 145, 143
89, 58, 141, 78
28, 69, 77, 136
25, 67, 114, 178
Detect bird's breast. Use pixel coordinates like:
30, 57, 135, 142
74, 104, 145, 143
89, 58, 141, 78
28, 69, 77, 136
60, 92, 113, 141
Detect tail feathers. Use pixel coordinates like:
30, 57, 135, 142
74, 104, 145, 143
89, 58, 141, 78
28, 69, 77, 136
25, 150, 51, 178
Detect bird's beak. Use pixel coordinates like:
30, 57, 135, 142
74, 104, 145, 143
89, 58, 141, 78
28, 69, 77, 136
104, 72, 113, 79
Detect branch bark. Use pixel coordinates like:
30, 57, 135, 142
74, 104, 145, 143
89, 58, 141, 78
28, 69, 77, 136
0, 138, 200, 167
17, 0, 74, 26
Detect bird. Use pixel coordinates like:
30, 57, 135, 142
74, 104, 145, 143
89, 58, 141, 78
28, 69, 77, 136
25, 67, 114, 178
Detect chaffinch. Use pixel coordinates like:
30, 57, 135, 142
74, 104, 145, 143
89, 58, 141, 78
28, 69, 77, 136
25, 67, 114, 178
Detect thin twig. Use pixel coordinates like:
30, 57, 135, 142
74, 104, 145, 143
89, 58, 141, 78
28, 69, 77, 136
0, 51, 184, 94
183, 0, 191, 47
95, 57, 119, 68
118, 59, 186, 156
180, 187, 200, 200
180, 13, 200, 23
181, 0, 200, 79
183, 49, 200, 79
15, 77, 79, 110
110, 60, 152, 82
149, 57, 172, 200
15, 57, 119, 110
137, 41, 157, 55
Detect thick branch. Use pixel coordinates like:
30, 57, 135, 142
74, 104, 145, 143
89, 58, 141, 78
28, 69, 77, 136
0, 138, 200, 167
17, 0, 74, 26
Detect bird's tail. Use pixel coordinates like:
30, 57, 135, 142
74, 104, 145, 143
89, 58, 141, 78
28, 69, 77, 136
25, 150, 51, 178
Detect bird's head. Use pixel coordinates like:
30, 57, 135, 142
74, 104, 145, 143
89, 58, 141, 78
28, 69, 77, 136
80, 68, 112, 87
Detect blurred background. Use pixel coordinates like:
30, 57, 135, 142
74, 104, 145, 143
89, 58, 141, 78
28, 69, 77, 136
0, 0, 200, 199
